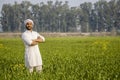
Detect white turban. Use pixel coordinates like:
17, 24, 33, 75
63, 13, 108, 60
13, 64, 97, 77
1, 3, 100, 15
24, 19, 34, 26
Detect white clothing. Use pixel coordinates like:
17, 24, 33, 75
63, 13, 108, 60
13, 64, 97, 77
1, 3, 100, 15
29, 66, 42, 73
21, 30, 45, 68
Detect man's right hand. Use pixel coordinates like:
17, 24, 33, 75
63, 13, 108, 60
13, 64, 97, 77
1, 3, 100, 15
30, 40, 38, 46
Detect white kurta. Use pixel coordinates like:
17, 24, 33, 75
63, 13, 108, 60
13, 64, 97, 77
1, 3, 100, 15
21, 30, 45, 68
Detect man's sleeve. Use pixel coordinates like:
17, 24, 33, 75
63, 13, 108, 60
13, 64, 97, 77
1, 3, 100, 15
37, 33, 45, 42
22, 34, 32, 45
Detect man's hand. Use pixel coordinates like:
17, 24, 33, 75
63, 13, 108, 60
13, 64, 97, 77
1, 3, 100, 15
34, 37, 44, 43
30, 37, 44, 46
30, 40, 38, 46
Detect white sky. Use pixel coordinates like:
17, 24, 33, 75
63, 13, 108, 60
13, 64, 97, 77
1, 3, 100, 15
0, 0, 111, 12
0, 0, 111, 7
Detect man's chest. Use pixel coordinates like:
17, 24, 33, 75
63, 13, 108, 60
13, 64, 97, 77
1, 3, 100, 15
27, 33, 37, 39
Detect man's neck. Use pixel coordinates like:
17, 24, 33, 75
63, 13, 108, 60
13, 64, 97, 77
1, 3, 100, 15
27, 29, 32, 32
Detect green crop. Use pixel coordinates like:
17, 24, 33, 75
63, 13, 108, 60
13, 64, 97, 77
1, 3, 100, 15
0, 36, 120, 80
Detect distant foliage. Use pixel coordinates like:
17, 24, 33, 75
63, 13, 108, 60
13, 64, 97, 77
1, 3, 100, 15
1, 0, 120, 32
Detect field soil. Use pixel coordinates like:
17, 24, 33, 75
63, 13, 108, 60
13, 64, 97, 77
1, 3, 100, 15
0, 32, 112, 38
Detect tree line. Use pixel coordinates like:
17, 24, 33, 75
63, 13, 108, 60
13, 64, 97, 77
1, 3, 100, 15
0, 0, 120, 32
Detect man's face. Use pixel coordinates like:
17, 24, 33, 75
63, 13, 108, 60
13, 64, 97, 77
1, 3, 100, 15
26, 22, 33, 30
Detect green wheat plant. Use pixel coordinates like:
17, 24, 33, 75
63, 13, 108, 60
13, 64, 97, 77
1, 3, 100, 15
0, 36, 120, 80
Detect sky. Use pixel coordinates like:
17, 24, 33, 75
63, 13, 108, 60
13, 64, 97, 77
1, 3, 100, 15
0, 0, 111, 13
0, 0, 111, 7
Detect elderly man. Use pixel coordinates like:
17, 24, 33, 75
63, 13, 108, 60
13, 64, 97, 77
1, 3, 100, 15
21, 19, 45, 73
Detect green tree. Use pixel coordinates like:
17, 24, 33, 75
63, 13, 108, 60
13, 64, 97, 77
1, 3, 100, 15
1, 4, 13, 32
80, 2, 92, 32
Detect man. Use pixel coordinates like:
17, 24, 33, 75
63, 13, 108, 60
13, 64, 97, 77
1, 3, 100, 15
21, 19, 45, 73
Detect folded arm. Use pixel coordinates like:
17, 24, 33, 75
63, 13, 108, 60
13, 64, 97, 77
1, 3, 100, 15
30, 36, 45, 46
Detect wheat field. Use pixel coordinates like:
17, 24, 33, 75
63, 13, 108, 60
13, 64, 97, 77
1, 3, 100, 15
0, 36, 120, 80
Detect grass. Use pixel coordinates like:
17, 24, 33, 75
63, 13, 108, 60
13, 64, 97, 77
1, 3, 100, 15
0, 36, 120, 80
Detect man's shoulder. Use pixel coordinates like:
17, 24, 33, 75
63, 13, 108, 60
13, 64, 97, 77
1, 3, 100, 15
32, 31, 37, 33
22, 31, 27, 35
22, 30, 38, 35
32, 31, 38, 34
21, 31, 28, 37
